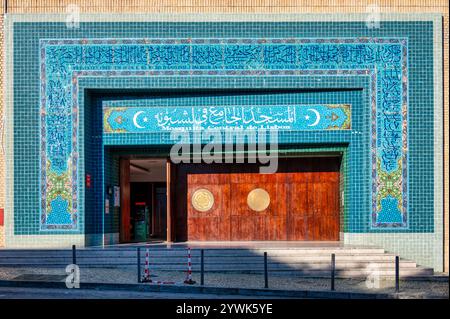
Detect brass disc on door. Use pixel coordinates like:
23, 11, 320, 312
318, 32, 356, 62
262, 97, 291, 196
191, 188, 214, 212
247, 188, 270, 212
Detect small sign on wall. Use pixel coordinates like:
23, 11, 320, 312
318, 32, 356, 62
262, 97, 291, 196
114, 186, 120, 207
105, 199, 110, 214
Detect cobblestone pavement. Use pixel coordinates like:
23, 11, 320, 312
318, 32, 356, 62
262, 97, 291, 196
0, 286, 285, 299
0, 266, 447, 298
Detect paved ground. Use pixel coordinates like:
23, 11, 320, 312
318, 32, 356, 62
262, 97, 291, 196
0, 266, 447, 298
0, 286, 285, 299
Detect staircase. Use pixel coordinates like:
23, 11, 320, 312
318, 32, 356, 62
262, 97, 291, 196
0, 245, 434, 278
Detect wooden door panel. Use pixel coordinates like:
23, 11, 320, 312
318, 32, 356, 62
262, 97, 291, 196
309, 182, 323, 240
287, 216, 307, 240
286, 175, 340, 241
229, 173, 286, 240
187, 175, 230, 241
229, 179, 281, 216
230, 216, 266, 241
307, 181, 340, 240
287, 182, 309, 240
229, 180, 266, 240
266, 216, 287, 240
188, 217, 220, 241
324, 181, 340, 240
229, 172, 285, 184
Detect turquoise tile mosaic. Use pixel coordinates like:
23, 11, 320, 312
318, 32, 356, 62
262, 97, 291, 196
42, 38, 405, 231
10, 20, 435, 237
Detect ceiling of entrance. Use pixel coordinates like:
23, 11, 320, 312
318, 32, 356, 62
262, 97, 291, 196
130, 159, 166, 183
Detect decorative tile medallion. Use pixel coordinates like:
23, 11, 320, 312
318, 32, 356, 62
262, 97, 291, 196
40, 38, 408, 230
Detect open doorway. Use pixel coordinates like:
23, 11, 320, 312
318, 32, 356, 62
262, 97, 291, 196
120, 158, 167, 243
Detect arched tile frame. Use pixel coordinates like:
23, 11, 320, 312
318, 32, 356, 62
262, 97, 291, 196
39, 38, 408, 230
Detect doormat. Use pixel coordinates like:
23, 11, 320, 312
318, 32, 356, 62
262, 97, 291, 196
13, 274, 67, 282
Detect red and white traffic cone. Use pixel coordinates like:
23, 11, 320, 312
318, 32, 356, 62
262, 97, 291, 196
184, 247, 196, 285
142, 247, 152, 283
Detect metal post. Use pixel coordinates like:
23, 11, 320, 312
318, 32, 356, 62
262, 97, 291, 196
331, 253, 335, 291
264, 252, 268, 289
137, 247, 141, 283
72, 245, 77, 265
200, 249, 204, 286
395, 256, 400, 293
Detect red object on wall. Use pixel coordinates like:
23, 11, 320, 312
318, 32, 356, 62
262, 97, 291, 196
135, 202, 146, 206
86, 174, 91, 188
0, 208, 4, 226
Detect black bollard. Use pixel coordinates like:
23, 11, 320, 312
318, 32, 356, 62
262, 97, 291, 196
137, 247, 141, 283
331, 253, 335, 291
72, 245, 77, 265
395, 256, 400, 293
264, 252, 268, 289
200, 249, 204, 286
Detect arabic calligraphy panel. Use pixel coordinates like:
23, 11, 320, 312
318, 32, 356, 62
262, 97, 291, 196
103, 104, 351, 133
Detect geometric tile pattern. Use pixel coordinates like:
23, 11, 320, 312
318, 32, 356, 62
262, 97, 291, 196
40, 38, 408, 230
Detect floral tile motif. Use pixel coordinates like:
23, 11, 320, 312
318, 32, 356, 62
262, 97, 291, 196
40, 38, 408, 230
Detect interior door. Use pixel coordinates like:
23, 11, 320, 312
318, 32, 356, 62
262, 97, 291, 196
153, 185, 167, 239
119, 158, 131, 243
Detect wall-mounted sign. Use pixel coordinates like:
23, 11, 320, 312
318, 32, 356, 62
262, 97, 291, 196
105, 199, 110, 215
114, 186, 120, 207
103, 104, 351, 133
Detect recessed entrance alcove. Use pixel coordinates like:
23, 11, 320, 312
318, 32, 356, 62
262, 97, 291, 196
83, 87, 362, 246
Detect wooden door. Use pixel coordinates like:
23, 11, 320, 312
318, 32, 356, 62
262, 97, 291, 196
183, 157, 340, 241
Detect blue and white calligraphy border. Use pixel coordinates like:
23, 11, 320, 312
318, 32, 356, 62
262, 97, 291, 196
39, 38, 408, 231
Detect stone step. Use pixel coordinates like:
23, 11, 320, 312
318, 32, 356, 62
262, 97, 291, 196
0, 246, 433, 278
0, 253, 398, 261
0, 257, 405, 266
10, 264, 426, 278
0, 257, 416, 267
0, 248, 387, 257
145, 267, 434, 277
